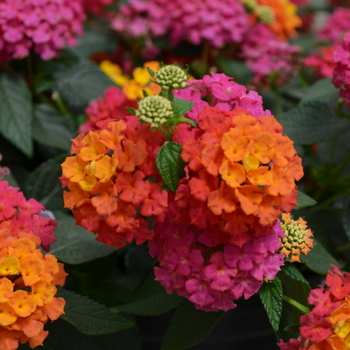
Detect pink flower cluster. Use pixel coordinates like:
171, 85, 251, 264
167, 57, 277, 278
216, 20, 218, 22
332, 31, 350, 108
318, 7, 350, 46
0, 181, 57, 251
112, 0, 249, 48
0, 0, 85, 62
241, 24, 300, 85
304, 47, 335, 78
174, 71, 272, 124
79, 86, 137, 133
149, 220, 285, 311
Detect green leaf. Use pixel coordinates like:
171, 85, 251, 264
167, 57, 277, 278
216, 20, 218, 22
171, 97, 194, 117
278, 101, 350, 144
33, 104, 76, 151
301, 239, 340, 275
156, 142, 186, 192
0, 70, 33, 157
68, 25, 118, 59
126, 107, 136, 116
161, 299, 225, 350
57, 287, 134, 335
259, 277, 283, 331
281, 263, 310, 287
294, 191, 317, 210
147, 67, 156, 78
49, 213, 115, 264
300, 78, 339, 105
115, 275, 182, 316
24, 155, 66, 210
52, 61, 115, 109
217, 58, 253, 85
342, 196, 350, 242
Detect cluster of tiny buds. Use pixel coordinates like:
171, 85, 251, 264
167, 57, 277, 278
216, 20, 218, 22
135, 95, 174, 128
154, 65, 188, 91
255, 5, 275, 25
280, 213, 314, 263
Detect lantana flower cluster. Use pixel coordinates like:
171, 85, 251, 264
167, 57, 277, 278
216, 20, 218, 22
0, 181, 57, 251
62, 67, 304, 311
0, 229, 66, 350
332, 31, 350, 108
0, 0, 85, 62
112, 0, 300, 47
278, 266, 350, 350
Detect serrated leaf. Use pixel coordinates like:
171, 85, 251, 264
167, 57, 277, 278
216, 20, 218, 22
301, 239, 340, 275
278, 101, 350, 144
281, 263, 310, 287
52, 61, 115, 109
294, 191, 317, 210
300, 78, 339, 105
49, 213, 115, 264
57, 287, 134, 335
156, 142, 186, 192
171, 97, 194, 117
24, 155, 66, 210
259, 278, 283, 331
161, 299, 225, 350
33, 104, 76, 151
115, 275, 182, 316
0, 70, 33, 157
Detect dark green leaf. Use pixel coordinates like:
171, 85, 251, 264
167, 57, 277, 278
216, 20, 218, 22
171, 97, 194, 117
343, 196, 350, 242
57, 287, 134, 335
68, 26, 118, 59
217, 58, 253, 85
301, 239, 340, 275
281, 263, 310, 287
278, 101, 350, 144
156, 142, 186, 192
300, 78, 339, 105
161, 299, 225, 350
115, 275, 182, 316
294, 191, 317, 210
259, 277, 283, 331
49, 213, 115, 264
24, 155, 66, 210
33, 104, 76, 151
126, 107, 136, 116
0, 70, 33, 156
52, 61, 115, 109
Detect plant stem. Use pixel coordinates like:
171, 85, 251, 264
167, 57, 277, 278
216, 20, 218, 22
272, 82, 283, 116
282, 295, 310, 314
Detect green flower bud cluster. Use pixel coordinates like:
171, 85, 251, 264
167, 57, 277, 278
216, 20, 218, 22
255, 5, 275, 25
154, 65, 188, 91
135, 95, 174, 128
240, 0, 258, 11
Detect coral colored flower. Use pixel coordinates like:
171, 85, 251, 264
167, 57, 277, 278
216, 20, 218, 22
278, 266, 350, 350
0, 229, 66, 350
0, 181, 56, 251
0, 0, 85, 62
256, 0, 302, 40
304, 47, 336, 78
61, 119, 166, 249
280, 213, 314, 262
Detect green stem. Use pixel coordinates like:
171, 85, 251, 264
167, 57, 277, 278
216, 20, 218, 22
282, 295, 310, 314
157, 126, 171, 141
51, 92, 73, 119
336, 242, 350, 252
272, 82, 283, 116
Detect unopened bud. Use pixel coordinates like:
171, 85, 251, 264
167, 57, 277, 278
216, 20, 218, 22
154, 65, 188, 91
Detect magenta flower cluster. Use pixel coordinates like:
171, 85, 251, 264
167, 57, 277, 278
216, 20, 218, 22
0, 181, 57, 251
318, 7, 350, 46
0, 0, 85, 62
241, 24, 300, 84
173, 72, 272, 124
112, 0, 249, 48
333, 31, 350, 108
149, 220, 285, 311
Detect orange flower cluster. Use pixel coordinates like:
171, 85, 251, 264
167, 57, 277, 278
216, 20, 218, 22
280, 213, 313, 262
100, 60, 161, 100
0, 229, 66, 350
257, 0, 302, 40
60, 119, 167, 249
172, 106, 303, 243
